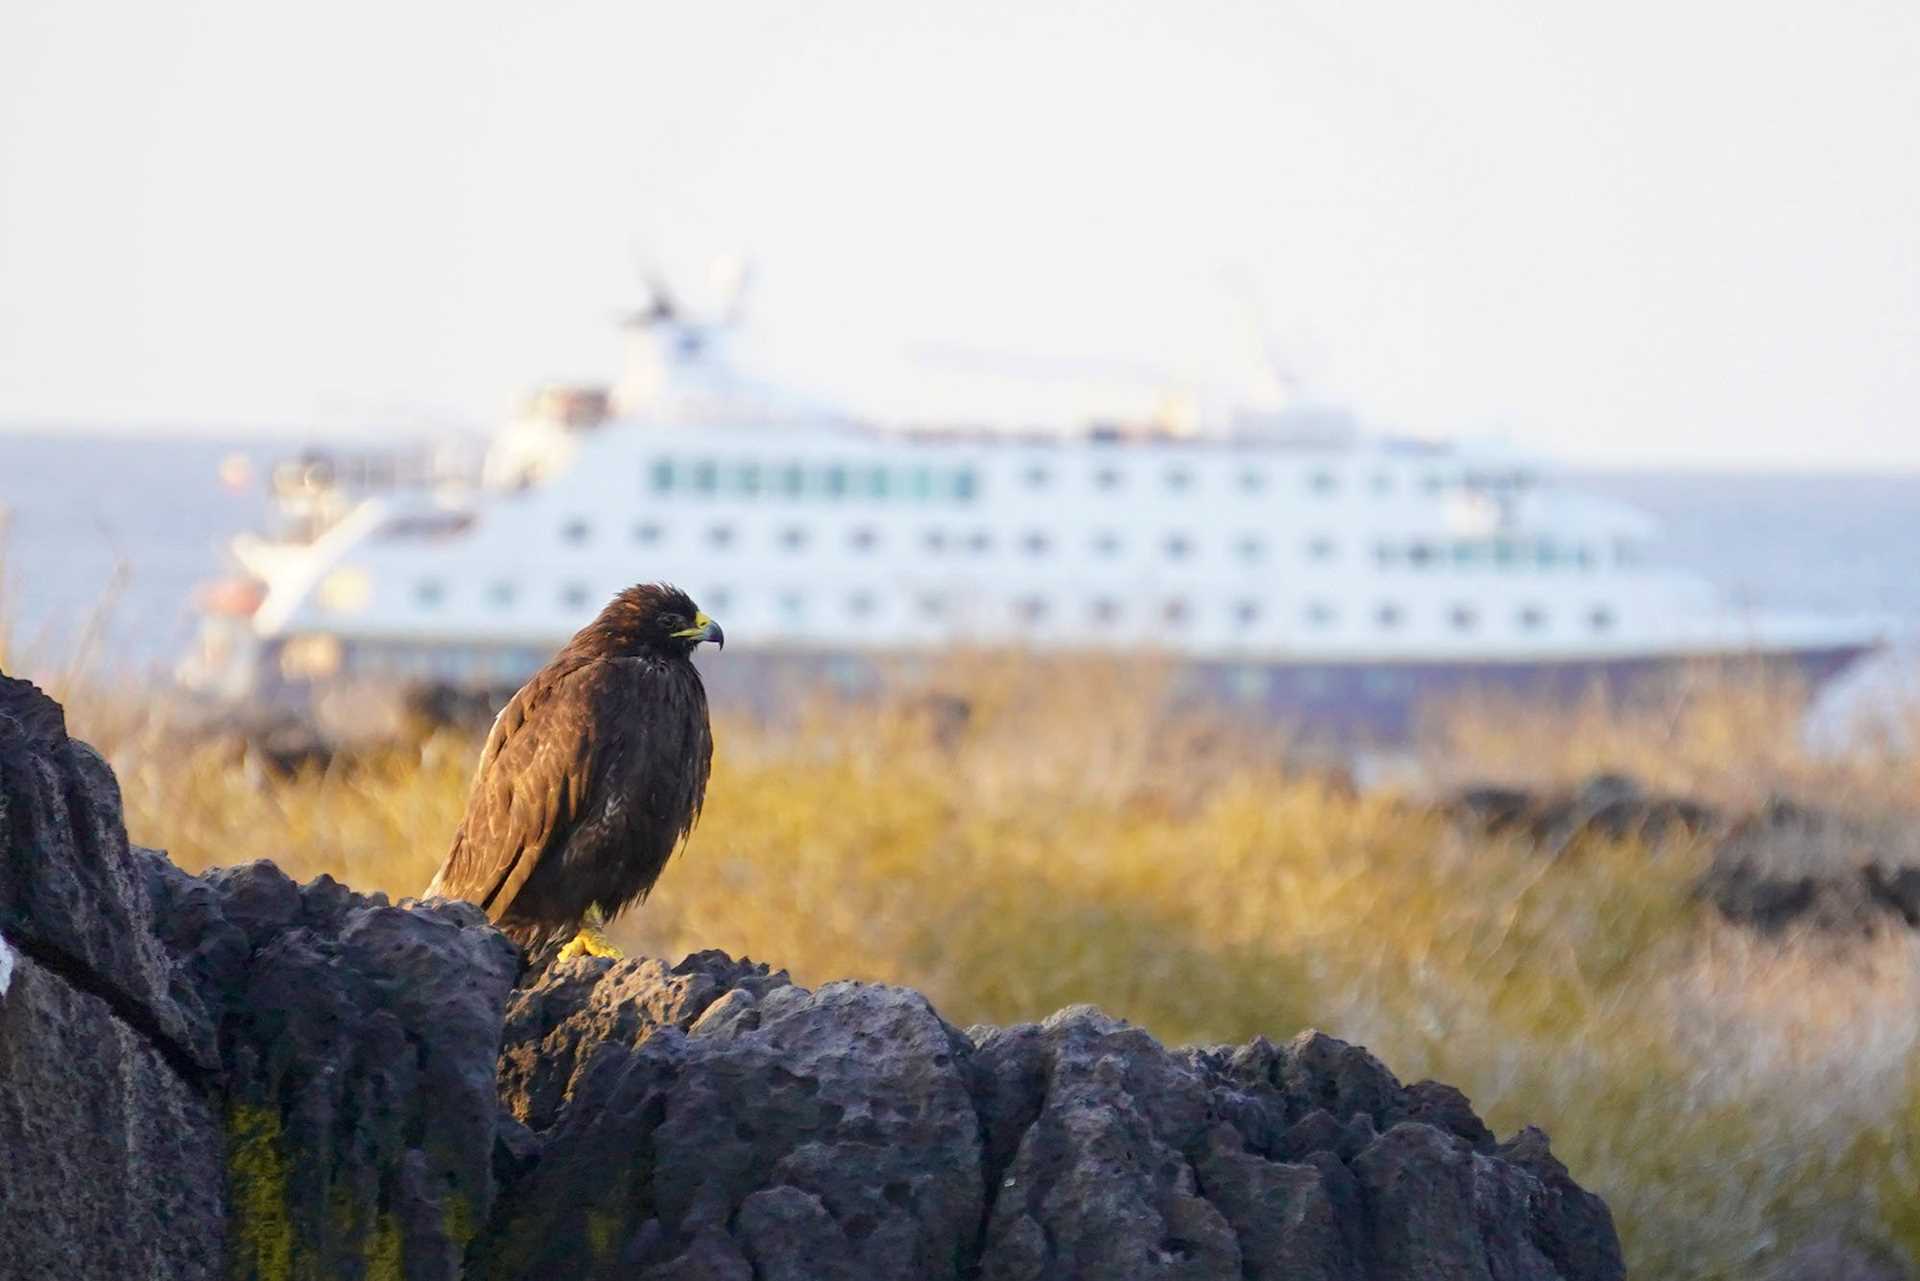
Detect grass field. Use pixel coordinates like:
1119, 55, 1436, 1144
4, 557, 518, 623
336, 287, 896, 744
42, 654, 1920, 1280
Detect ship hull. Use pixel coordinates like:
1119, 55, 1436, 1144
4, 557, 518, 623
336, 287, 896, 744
695, 642, 1881, 742
229, 633, 1879, 745
1183, 642, 1877, 740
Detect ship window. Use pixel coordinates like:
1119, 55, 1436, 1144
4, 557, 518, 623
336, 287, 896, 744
486, 581, 516, 608
1092, 465, 1123, 491
1162, 599, 1190, 625
778, 463, 806, 497
1614, 539, 1645, 567
414, 580, 444, 608
561, 583, 590, 611
1022, 464, 1051, 489
865, 468, 891, 499
1305, 536, 1336, 562
1375, 603, 1404, 629
779, 525, 810, 551
1090, 597, 1121, 624
633, 521, 663, 546
1164, 533, 1192, 560
848, 591, 876, 618
1518, 606, 1547, 631
1236, 535, 1264, 563
319, 568, 371, 613
731, 463, 763, 496
779, 592, 805, 621
1448, 604, 1478, 631
907, 468, 934, 500
966, 530, 993, 553
1408, 542, 1438, 569
1092, 531, 1122, 556
1164, 466, 1192, 492
1308, 470, 1338, 495
1304, 601, 1337, 627
1233, 599, 1261, 626
1421, 473, 1445, 495
1493, 540, 1519, 568
951, 469, 979, 501
917, 593, 945, 619
1575, 546, 1597, 571
849, 526, 879, 552
707, 525, 734, 550
1370, 472, 1393, 495
1588, 606, 1617, 632
279, 634, 343, 680
1014, 596, 1048, 624
1453, 540, 1483, 566
922, 528, 947, 553
561, 518, 591, 544
648, 458, 675, 492
1237, 468, 1264, 493
1363, 670, 1412, 699
1228, 666, 1269, 703
1021, 531, 1051, 556
1375, 543, 1400, 568
690, 460, 718, 494
824, 465, 849, 498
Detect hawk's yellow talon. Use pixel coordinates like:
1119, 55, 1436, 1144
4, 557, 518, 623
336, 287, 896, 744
556, 906, 624, 962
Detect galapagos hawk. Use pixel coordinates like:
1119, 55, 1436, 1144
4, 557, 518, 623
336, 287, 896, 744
425, 583, 722, 960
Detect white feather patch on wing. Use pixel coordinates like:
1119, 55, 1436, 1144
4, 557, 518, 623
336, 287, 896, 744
0, 929, 16, 999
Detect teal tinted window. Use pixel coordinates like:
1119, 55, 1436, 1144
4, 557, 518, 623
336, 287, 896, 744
952, 469, 978, 500
907, 467, 933, 500
824, 465, 848, 497
732, 463, 762, 495
690, 460, 718, 494
779, 463, 805, 497
649, 458, 675, 492
866, 468, 891, 499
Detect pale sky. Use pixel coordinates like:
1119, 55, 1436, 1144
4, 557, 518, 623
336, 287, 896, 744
1, 0, 1916, 468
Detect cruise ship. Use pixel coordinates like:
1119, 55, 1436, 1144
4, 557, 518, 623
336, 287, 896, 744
179, 293, 1882, 736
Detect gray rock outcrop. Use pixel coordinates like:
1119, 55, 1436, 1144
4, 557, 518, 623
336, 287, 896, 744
1, 671, 1624, 1280
1449, 774, 1920, 936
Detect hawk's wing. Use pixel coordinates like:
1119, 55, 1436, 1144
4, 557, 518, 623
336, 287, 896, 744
426, 658, 611, 922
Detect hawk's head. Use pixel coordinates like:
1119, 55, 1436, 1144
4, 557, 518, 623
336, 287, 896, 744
577, 583, 724, 660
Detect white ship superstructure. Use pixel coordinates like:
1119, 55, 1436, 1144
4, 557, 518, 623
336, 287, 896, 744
181, 297, 1881, 730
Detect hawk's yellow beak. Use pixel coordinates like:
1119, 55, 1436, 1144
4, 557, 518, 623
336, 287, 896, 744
671, 611, 724, 649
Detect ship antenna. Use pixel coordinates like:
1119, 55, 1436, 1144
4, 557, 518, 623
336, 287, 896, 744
712, 255, 755, 329
1218, 264, 1304, 410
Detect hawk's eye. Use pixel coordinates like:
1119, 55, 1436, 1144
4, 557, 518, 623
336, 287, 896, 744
660, 613, 687, 632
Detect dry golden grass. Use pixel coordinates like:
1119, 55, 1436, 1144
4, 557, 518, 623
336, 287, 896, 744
41, 655, 1920, 1280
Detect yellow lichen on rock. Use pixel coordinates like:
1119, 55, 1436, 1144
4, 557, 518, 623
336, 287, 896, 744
225, 1102, 292, 1281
